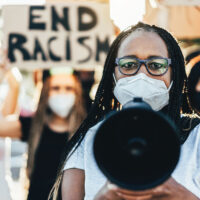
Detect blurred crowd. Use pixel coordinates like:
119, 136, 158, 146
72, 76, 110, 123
0, 49, 100, 200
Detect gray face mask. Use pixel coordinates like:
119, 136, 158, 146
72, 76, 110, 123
113, 73, 173, 111
48, 93, 75, 118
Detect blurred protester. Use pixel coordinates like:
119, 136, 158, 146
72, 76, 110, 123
0, 67, 86, 200
0, 52, 12, 200
184, 51, 200, 115
0, 49, 21, 200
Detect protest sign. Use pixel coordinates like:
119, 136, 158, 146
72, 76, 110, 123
2, 2, 114, 70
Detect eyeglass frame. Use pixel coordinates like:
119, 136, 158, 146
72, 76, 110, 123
115, 56, 172, 76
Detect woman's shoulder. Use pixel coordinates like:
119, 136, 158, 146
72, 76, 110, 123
63, 120, 104, 171
180, 115, 200, 143
88, 120, 104, 133
186, 122, 200, 146
172, 122, 200, 198
83, 120, 104, 142
180, 121, 200, 162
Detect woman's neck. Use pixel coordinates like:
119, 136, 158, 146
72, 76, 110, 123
47, 114, 69, 133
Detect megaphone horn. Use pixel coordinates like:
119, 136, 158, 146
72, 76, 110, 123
93, 99, 180, 191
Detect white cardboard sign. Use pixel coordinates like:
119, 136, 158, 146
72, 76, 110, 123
2, 2, 114, 70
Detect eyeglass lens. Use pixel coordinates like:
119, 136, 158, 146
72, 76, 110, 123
117, 58, 169, 75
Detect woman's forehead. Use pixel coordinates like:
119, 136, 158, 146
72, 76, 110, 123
49, 74, 75, 86
117, 31, 169, 59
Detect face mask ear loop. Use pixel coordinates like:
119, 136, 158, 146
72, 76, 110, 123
168, 81, 173, 92
113, 73, 117, 85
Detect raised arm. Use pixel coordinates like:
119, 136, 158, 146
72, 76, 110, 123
0, 47, 21, 116
1, 69, 21, 116
0, 117, 22, 138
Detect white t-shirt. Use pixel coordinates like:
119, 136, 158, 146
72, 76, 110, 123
64, 122, 200, 200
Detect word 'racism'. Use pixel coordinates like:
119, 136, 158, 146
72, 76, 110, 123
8, 6, 110, 64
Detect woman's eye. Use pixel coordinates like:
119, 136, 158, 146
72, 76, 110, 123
121, 62, 138, 69
65, 86, 74, 91
51, 86, 60, 91
149, 63, 163, 70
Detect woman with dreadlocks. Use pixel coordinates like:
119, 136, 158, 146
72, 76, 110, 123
51, 22, 200, 200
0, 67, 86, 200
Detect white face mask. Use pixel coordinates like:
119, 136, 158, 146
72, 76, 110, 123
48, 93, 75, 118
113, 73, 173, 111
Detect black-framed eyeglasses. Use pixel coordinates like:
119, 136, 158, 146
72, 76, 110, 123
115, 56, 171, 76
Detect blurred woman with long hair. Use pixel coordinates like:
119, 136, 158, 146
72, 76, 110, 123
0, 67, 86, 200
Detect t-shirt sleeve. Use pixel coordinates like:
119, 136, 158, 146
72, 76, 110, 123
63, 121, 104, 172
19, 116, 32, 142
63, 136, 85, 171
172, 123, 200, 198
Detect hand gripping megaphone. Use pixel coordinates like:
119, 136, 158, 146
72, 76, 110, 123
93, 98, 180, 191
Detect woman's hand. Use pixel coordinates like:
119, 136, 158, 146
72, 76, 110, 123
115, 178, 199, 200
94, 182, 152, 200
94, 178, 199, 200
94, 182, 122, 200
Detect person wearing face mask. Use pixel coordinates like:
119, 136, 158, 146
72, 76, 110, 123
113, 72, 173, 111
50, 23, 200, 200
0, 67, 86, 200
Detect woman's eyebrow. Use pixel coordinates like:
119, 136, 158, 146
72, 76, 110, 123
147, 55, 166, 59
121, 55, 166, 59
121, 55, 138, 58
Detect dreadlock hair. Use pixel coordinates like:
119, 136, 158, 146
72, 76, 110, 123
185, 50, 200, 64
50, 22, 200, 200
